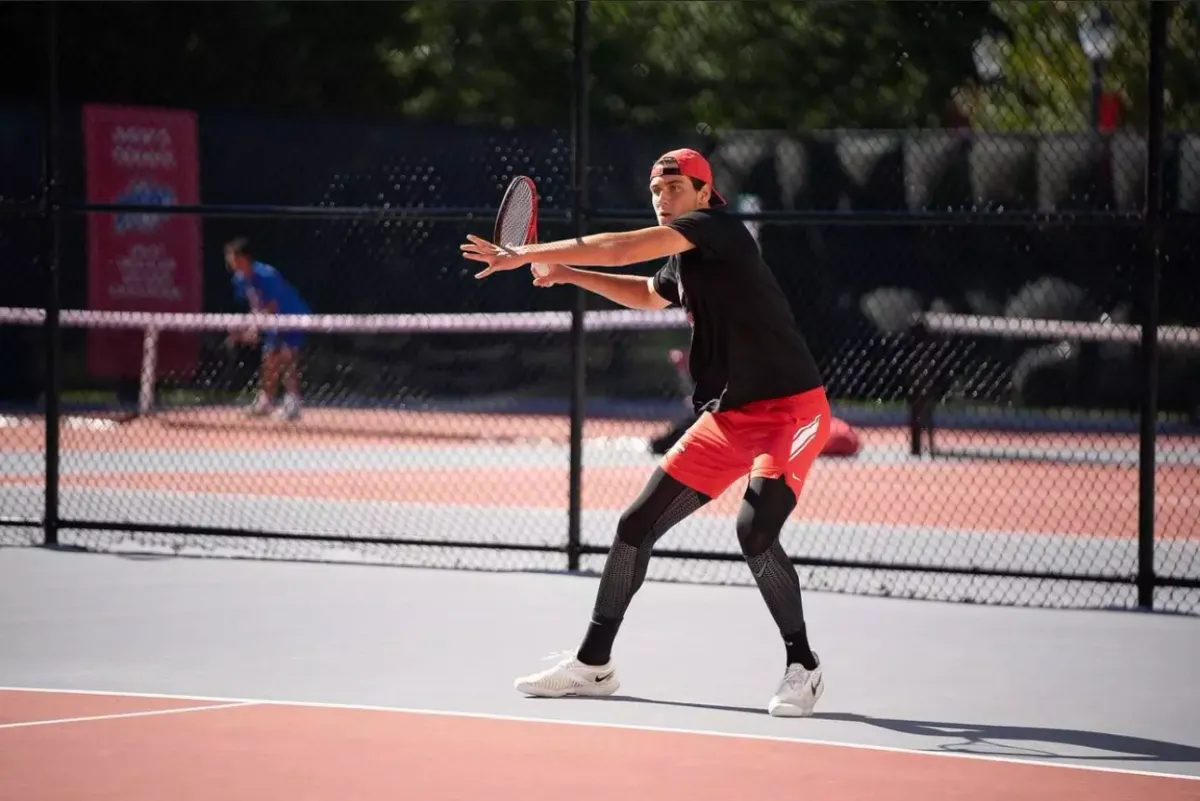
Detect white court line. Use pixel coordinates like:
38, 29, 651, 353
0, 701, 254, 730
0, 686, 1196, 782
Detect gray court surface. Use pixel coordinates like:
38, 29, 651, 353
1, 546, 1198, 781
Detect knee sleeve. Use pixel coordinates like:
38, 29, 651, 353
736, 476, 797, 557
594, 469, 709, 620
615, 468, 709, 549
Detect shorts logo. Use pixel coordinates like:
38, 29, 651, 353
789, 415, 822, 481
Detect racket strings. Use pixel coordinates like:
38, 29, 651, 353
496, 179, 537, 249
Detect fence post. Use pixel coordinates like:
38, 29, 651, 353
566, 0, 590, 572
41, 0, 62, 550
1137, 0, 1168, 610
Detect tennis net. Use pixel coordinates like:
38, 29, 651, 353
907, 311, 1200, 462
0, 305, 691, 421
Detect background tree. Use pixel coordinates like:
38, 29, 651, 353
966, 1, 1200, 132
10, 1, 1195, 135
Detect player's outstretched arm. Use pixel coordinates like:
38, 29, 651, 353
462, 226, 693, 279
531, 265, 670, 311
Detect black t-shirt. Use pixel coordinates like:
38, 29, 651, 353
652, 207, 823, 415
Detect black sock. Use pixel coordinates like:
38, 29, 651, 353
577, 615, 622, 665
784, 624, 817, 670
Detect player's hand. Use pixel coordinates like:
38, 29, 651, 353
530, 263, 570, 288
461, 234, 528, 279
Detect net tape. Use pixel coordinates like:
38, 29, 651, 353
3, 307, 1197, 344
919, 312, 1200, 347
0, 306, 687, 333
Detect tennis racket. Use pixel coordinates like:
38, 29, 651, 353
493, 175, 549, 276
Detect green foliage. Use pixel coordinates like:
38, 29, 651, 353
1, 1, 1194, 133
377, 0, 1000, 130
968, 1, 1200, 132
380, 2, 575, 124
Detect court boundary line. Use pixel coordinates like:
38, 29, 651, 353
1, 686, 1196, 783
0, 700, 254, 730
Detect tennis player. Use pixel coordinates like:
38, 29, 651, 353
224, 236, 308, 421
461, 148, 830, 717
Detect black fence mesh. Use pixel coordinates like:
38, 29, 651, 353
570, 1, 1198, 612
41, 315, 586, 575
1, 0, 1197, 612
1155, 2, 1200, 613
0, 210, 45, 546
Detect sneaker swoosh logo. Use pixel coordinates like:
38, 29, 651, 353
596, 671, 614, 683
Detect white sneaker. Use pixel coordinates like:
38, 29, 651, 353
245, 397, 272, 417
514, 651, 620, 698
767, 653, 823, 717
274, 395, 301, 422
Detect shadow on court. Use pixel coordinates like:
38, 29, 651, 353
545, 695, 1200, 764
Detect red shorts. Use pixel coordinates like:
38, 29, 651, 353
661, 387, 831, 500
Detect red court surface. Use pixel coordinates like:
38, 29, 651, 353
5, 407, 1197, 453
2, 688, 1197, 801
1, 410, 1196, 539
4, 460, 1193, 539
0, 408, 662, 451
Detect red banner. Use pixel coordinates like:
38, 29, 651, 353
83, 103, 203, 381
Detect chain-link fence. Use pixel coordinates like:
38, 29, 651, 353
1, 1, 1196, 612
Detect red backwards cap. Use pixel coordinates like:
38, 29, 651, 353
650, 148, 727, 207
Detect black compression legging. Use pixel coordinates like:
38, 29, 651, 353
576, 467, 814, 667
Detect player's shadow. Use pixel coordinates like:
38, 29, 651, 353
812, 712, 1200, 764
589, 696, 1200, 764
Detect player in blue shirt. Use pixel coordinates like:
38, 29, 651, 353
224, 237, 309, 421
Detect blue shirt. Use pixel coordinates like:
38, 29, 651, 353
232, 261, 310, 315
